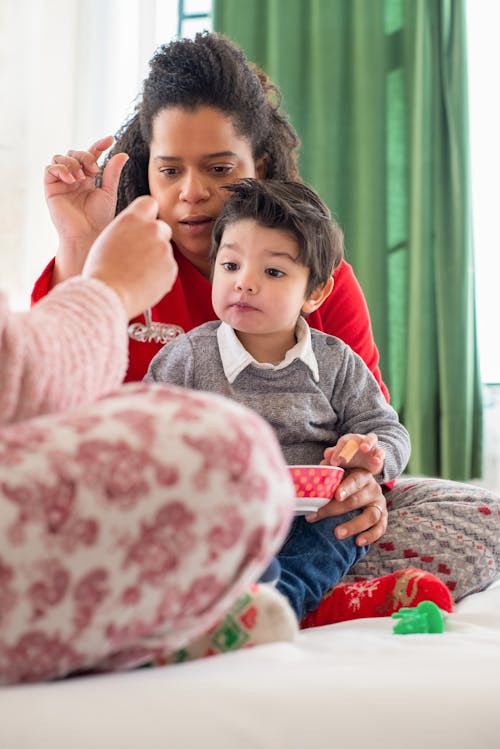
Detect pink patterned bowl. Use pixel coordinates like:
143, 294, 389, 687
288, 465, 344, 500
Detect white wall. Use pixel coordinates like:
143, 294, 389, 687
467, 0, 500, 383
0, 0, 181, 309
1, 0, 77, 308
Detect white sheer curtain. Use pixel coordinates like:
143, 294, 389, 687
467, 0, 500, 383
1, 0, 180, 309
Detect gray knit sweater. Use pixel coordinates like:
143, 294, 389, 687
145, 321, 410, 481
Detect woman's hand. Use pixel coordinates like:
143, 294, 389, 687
45, 136, 129, 283
305, 469, 387, 546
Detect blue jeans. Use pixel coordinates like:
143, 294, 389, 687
275, 512, 369, 620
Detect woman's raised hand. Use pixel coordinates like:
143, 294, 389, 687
45, 136, 129, 283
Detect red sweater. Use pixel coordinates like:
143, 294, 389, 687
32, 247, 389, 402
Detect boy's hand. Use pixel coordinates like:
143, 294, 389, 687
323, 433, 384, 476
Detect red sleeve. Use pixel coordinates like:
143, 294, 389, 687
307, 260, 390, 403
31, 258, 56, 306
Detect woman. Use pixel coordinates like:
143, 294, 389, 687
32, 32, 499, 618
1, 196, 296, 683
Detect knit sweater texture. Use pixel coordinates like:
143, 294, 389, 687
145, 321, 410, 481
0, 277, 128, 424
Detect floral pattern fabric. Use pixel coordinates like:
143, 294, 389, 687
0, 383, 294, 684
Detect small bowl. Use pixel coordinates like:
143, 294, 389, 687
289, 464, 344, 501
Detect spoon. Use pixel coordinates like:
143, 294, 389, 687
128, 309, 183, 345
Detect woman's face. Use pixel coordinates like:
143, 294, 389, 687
148, 106, 262, 277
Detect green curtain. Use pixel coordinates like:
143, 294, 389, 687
214, 0, 483, 480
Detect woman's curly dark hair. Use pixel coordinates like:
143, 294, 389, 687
105, 32, 301, 214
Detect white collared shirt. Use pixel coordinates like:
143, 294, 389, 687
216, 316, 320, 384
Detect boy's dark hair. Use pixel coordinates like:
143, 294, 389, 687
211, 179, 344, 295
106, 32, 301, 213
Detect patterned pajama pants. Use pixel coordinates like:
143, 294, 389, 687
348, 476, 500, 599
0, 383, 294, 684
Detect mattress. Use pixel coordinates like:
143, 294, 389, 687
2, 580, 499, 749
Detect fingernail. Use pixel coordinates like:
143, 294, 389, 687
357, 537, 367, 546
305, 513, 317, 523
338, 489, 346, 500
336, 528, 347, 538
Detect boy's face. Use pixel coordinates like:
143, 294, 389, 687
211, 219, 313, 341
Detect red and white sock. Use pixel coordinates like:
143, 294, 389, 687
301, 567, 454, 629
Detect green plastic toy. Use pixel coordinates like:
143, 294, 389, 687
392, 600, 446, 634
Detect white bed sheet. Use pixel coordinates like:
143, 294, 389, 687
2, 581, 499, 749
